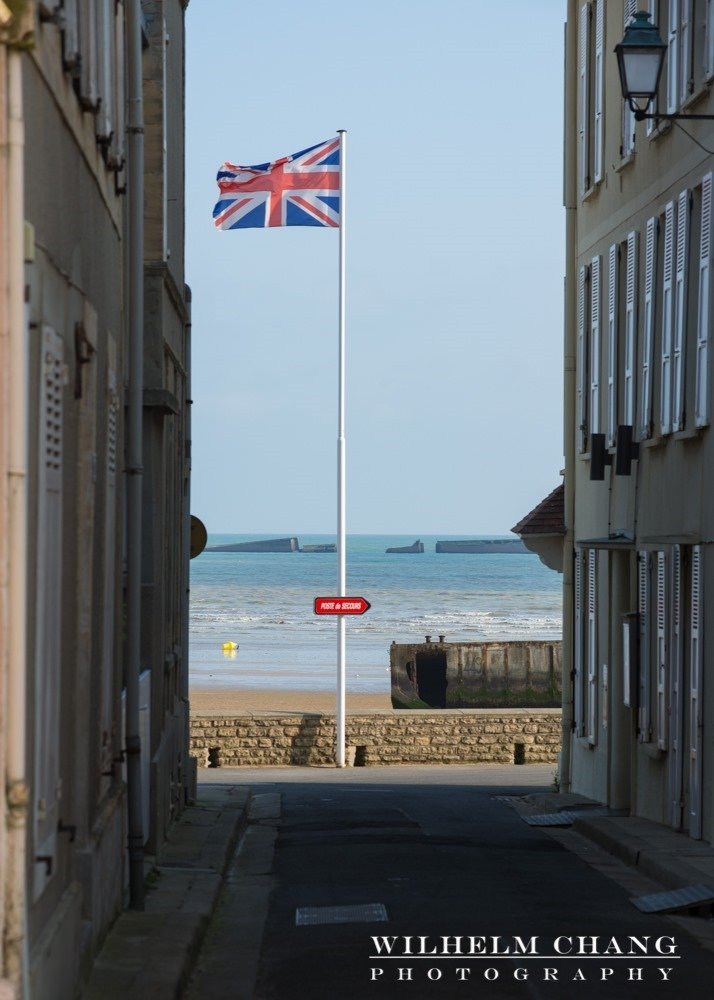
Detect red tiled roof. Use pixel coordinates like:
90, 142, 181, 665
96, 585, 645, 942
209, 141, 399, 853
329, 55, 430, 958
511, 483, 565, 536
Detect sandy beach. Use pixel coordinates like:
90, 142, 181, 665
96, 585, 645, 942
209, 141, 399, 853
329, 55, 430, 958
189, 687, 391, 714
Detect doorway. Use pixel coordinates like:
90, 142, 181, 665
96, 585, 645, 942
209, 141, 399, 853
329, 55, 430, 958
415, 651, 447, 708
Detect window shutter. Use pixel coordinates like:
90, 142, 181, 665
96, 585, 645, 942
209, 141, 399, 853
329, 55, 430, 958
578, 264, 590, 452
689, 545, 703, 839
695, 172, 712, 427
625, 232, 638, 426
34, 327, 64, 899
668, 545, 683, 827
661, 201, 675, 434
638, 551, 651, 742
110, 0, 126, 176
61, 0, 80, 69
680, 0, 693, 104
707, 0, 714, 80
78, 0, 99, 110
656, 551, 668, 750
607, 244, 619, 446
641, 218, 657, 439
574, 549, 584, 736
579, 3, 590, 196
96, 0, 116, 144
647, 0, 660, 135
99, 368, 118, 786
593, 0, 604, 184
591, 255, 602, 435
668, 0, 680, 113
587, 548, 598, 744
673, 190, 690, 431
622, 2, 637, 157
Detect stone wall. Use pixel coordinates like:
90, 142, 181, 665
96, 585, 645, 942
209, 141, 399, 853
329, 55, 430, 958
190, 710, 562, 767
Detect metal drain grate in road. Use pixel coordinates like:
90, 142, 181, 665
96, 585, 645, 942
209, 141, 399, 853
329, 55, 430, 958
295, 903, 388, 926
632, 884, 714, 914
523, 809, 607, 827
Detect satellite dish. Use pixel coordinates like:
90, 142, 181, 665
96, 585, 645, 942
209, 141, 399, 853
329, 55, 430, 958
190, 515, 208, 559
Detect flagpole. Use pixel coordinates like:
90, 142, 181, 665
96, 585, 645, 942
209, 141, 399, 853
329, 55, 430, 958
336, 129, 347, 767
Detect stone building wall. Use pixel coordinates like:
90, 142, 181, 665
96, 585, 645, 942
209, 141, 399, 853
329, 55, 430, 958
190, 710, 562, 767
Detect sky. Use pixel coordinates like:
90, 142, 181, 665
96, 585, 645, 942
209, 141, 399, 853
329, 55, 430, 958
185, 0, 566, 536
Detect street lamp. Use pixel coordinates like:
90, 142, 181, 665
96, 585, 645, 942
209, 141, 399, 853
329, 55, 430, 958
615, 9, 714, 121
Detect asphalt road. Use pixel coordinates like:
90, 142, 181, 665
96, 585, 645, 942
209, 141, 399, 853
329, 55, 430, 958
187, 765, 714, 1000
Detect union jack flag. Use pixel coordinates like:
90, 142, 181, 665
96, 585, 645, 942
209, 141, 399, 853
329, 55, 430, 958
213, 137, 340, 230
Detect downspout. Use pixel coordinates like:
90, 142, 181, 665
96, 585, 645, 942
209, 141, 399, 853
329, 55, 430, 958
126, 0, 145, 910
6, 46, 30, 996
181, 287, 191, 804
561, 2, 578, 793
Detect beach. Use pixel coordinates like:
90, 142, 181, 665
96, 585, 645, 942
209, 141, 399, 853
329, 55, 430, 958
189, 686, 391, 714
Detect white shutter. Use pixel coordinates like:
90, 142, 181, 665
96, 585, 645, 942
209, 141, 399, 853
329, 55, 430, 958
574, 550, 584, 736
591, 255, 602, 435
587, 549, 598, 745
625, 232, 638, 426
79, 0, 99, 110
673, 190, 690, 431
689, 545, 703, 839
668, 545, 683, 828
579, 3, 590, 196
34, 327, 64, 899
96, 0, 116, 144
99, 367, 118, 786
110, 0, 126, 176
647, 0, 660, 135
680, 0, 693, 104
61, 0, 80, 69
661, 201, 675, 434
668, 0, 680, 113
641, 218, 657, 439
607, 244, 619, 446
638, 551, 651, 742
656, 551, 668, 750
593, 0, 604, 184
622, 3, 637, 157
578, 264, 589, 452
695, 173, 712, 427
707, 0, 714, 80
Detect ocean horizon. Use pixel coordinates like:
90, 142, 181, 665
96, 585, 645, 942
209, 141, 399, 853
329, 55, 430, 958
189, 533, 563, 693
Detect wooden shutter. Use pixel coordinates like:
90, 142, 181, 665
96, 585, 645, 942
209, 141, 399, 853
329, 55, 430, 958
647, 0, 660, 136
579, 3, 590, 196
625, 232, 638, 426
689, 545, 703, 839
638, 551, 651, 742
99, 366, 118, 787
607, 244, 619, 446
593, 0, 604, 184
641, 217, 657, 438
591, 255, 602, 435
673, 190, 690, 431
661, 201, 675, 434
110, 1, 126, 176
587, 548, 598, 744
578, 264, 589, 452
696, 173, 712, 427
707, 0, 714, 80
78, 0, 99, 110
668, 545, 684, 828
61, 0, 80, 69
574, 549, 584, 736
680, 0, 693, 103
656, 551, 668, 750
34, 327, 64, 899
668, 0, 680, 114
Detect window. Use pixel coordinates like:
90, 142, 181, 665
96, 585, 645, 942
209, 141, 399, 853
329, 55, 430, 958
661, 200, 676, 434
622, 1, 638, 158
673, 190, 692, 431
689, 545, 703, 838
695, 172, 712, 426
638, 551, 652, 742
577, 263, 590, 452
574, 548, 598, 743
655, 551, 668, 749
591, 255, 602, 436
624, 232, 639, 427
607, 243, 620, 446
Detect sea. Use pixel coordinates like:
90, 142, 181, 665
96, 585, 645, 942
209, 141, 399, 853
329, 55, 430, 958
189, 534, 563, 694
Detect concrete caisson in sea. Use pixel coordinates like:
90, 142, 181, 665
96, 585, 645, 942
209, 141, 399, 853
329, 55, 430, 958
206, 537, 299, 553
435, 538, 528, 553
385, 539, 424, 553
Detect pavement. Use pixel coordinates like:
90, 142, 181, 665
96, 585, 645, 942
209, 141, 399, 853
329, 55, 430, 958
81, 768, 714, 998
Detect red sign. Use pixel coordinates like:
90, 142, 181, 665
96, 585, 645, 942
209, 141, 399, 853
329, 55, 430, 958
314, 596, 371, 616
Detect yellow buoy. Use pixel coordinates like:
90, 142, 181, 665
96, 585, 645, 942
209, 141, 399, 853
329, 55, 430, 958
221, 641, 238, 651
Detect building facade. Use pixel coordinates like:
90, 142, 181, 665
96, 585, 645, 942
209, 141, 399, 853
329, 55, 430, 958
0, 2, 191, 996
563, 1, 714, 845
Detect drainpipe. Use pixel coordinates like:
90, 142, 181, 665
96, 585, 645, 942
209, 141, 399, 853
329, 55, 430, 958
181, 286, 191, 803
126, 0, 145, 910
561, 2, 578, 793
6, 46, 30, 996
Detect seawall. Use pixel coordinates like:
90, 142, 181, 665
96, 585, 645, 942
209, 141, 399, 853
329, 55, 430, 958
190, 709, 562, 767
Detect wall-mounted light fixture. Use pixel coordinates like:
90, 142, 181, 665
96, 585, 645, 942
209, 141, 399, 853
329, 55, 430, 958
615, 10, 714, 121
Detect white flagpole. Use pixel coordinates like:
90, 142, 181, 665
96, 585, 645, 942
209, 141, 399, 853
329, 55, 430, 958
336, 129, 347, 767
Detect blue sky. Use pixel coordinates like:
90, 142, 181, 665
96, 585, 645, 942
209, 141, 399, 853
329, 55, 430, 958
185, 0, 566, 535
